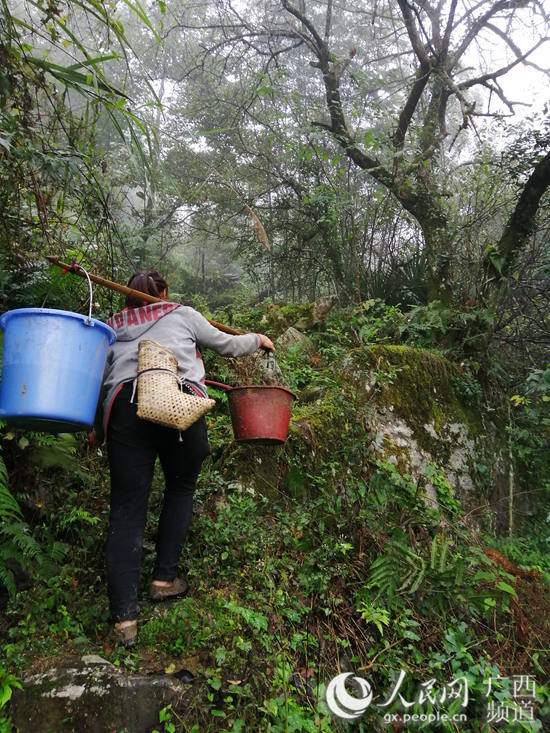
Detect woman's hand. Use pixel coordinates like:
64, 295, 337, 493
258, 333, 275, 352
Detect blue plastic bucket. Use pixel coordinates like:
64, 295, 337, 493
0, 308, 115, 432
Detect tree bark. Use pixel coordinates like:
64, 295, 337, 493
485, 150, 550, 283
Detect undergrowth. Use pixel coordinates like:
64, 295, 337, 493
0, 300, 549, 732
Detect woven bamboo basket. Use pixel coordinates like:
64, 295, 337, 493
136, 340, 214, 430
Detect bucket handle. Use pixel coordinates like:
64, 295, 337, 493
42, 262, 94, 325
204, 379, 233, 390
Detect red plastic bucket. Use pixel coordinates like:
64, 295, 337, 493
226, 385, 295, 444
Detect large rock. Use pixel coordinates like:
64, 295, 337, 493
294, 295, 338, 330
346, 345, 508, 525
276, 327, 314, 354
11, 655, 190, 733
312, 294, 338, 322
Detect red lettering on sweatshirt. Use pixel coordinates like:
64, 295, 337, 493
108, 302, 180, 330
139, 306, 153, 324
127, 310, 139, 326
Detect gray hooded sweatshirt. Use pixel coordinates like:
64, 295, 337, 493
98, 301, 260, 437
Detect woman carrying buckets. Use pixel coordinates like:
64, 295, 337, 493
94, 269, 274, 646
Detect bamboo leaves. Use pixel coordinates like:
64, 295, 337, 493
25, 56, 128, 98
6, 0, 161, 171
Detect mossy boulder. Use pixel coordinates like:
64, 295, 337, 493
360, 345, 483, 436
276, 327, 314, 354
344, 345, 504, 515
258, 303, 314, 335
210, 340, 508, 527
256, 296, 338, 335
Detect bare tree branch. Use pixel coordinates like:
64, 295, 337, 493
450, 0, 531, 71
484, 22, 550, 74
472, 80, 526, 114
393, 59, 432, 148
396, 0, 432, 64
458, 37, 547, 93
325, 0, 332, 42
280, 0, 326, 57
441, 0, 459, 61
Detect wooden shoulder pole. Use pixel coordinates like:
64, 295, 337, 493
45, 256, 243, 336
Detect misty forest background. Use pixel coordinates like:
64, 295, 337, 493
1, 1, 550, 731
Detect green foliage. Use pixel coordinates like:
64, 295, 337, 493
0, 0, 549, 726
0, 301, 548, 732
0, 0, 162, 315
0, 427, 93, 618
425, 462, 462, 515
364, 250, 427, 306
355, 461, 527, 625
321, 298, 404, 350
507, 365, 550, 493
0, 450, 38, 598
0, 521, 62, 599
486, 518, 550, 575
399, 301, 494, 356
525, 364, 550, 402
0, 667, 21, 709
356, 602, 390, 636
0, 453, 20, 522
152, 704, 182, 733
0, 666, 22, 733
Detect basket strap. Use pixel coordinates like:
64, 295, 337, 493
130, 367, 198, 404
136, 367, 181, 381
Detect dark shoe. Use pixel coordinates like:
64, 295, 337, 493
149, 577, 188, 602
112, 620, 137, 648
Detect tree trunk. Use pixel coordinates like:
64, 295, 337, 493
421, 209, 454, 304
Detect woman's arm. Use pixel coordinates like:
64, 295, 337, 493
189, 310, 274, 356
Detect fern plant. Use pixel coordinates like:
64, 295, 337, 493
0, 453, 23, 597
0, 452, 64, 598
0, 456, 20, 522
358, 461, 516, 620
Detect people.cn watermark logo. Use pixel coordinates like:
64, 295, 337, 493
325, 670, 537, 726
325, 672, 373, 719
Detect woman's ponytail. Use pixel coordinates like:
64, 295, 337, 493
125, 269, 168, 307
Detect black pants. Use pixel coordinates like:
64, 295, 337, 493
106, 382, 210, 621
